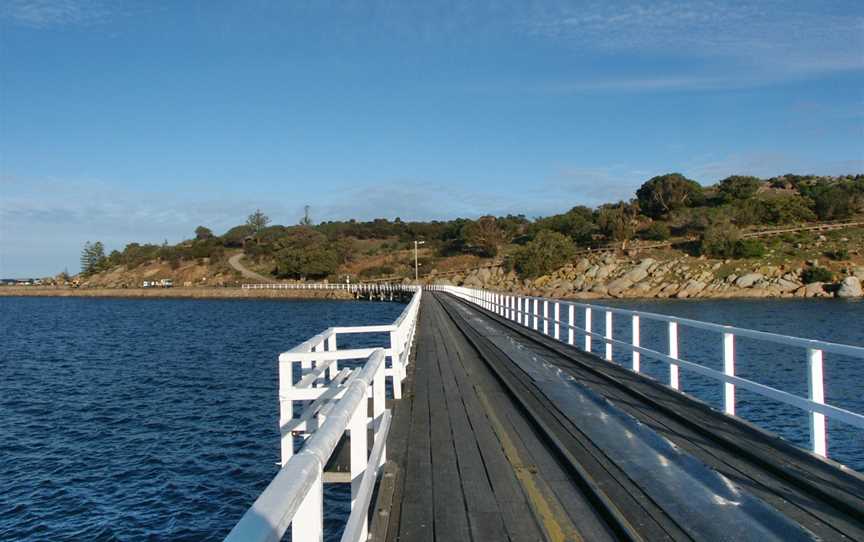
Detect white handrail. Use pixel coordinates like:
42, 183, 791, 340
227, 289, 421, 542
241, 282, 419, 294
431, 285, 864, 460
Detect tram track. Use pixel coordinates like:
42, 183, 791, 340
434, 292, 864, 541
430, 293, 675, 541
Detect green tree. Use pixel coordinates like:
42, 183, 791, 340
809, 184, 863, 220
642, 222, 671, 241
79, 241, 93, 275
759, 195, 816, 224
79, 241, 106, 276
195, 226, 213, 240
222, 225, 255, 247
531, 206, 595, 246
273, 228, 342, 279
511, 230, 576, 278
699, 224, 741, 258
717, 175, 761, 202
246, 209, 271, 234
636, 173, 704, 218
462, 216, 505, 257
596, 201, 639, 247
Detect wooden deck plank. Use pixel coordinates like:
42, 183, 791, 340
431, 302, 550, 542
426, 322, 472, 541
430, 311, 511, 542
397, 310, 435, 542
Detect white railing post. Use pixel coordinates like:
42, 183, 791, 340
668, 322, 680, 390
350, 403, 369, 516
516, 298, 522, 325
390, 329, 402, 400
542, 300, 549, 335
292, 470, 323, 542
553, 302, 560, 340
632, 315, 640, 372
567, 304, 575, 345
605, 310, 613, 361
724, 332, 735, 415
326, 333, 337, 382
373, 357, 386, 427
808, 348, 827, 457
279, 357, 294, 465
374, 362, 387, 468
306, 342, 317, 386
584, 307, 592, 352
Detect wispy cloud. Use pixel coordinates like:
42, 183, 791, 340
682, 152, 864, 182
0, 0, 128, 28
525, 1, 864, 81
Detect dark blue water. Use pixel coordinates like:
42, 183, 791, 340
595, 298, 864, 471
2, 297, 863, 541
0, 297, 403, 541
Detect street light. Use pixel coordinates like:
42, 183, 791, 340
414, 240, 425, 282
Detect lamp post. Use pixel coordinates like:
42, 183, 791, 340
414, 240, 425, 282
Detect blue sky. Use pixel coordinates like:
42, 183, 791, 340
1, 0, 862, 276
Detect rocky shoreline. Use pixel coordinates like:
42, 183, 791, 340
442, 254, 864, 300
6, 256, 863, 302
0, 286, 355, 300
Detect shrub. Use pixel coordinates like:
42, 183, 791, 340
359, 265, 395, 278
699, 224, 740, 258
275, 245, 339, 279
511, 230, 576, 278
699, 225, 765, 258
531, 206, 596, 246
596, 202, 638, 243
222, 225, 255, 247
642, 222, 671, 241
826, 248, 850, 261
758, 195, 816, 224
801, 267, 833, 284
717, 175, 761, 202
462, 216, 505, 257
811, 185, 861, 220
272, 228, 343, 279
735, 239, 766, 258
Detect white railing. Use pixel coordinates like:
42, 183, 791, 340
242, 283, 416, 295
226, 289, 421, 542
430, 285, 864, 460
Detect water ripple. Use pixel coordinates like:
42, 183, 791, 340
0, 297, 402, 541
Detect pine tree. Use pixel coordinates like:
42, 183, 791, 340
80, 242, 93, 275
247, 209, 271, 234
79, 241, 106, 276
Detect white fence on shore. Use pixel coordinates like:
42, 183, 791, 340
226, 289, 421, 542
431, 285, 864, 460
242, 282, 414, 295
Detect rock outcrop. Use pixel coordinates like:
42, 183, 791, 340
438, 252, 864, 301
837, 277, 863, 298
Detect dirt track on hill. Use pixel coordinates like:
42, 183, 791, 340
227, 253, 271, 282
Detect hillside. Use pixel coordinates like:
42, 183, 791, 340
57, 173, 864, 298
